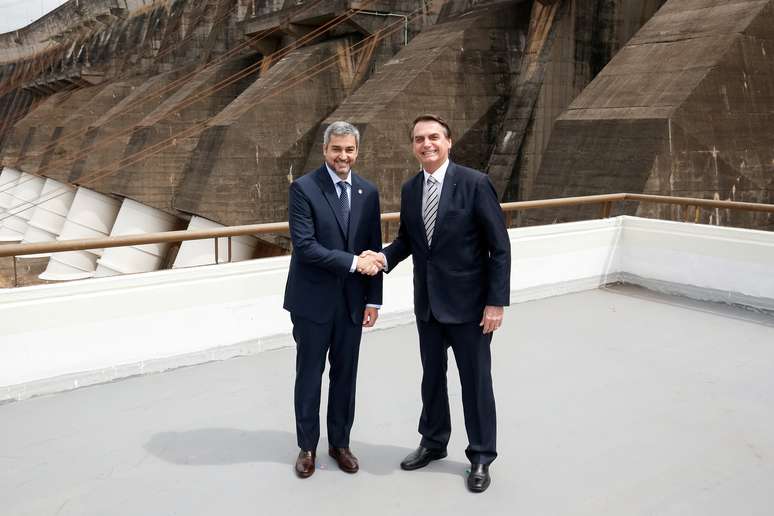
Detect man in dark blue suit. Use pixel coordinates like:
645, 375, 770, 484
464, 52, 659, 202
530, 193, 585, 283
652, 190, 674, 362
372, 114, 511, 493
284, 121, 383, 478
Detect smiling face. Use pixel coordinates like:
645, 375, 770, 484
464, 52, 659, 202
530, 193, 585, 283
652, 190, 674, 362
412, 120, 452, 174
323, 134, 358, 179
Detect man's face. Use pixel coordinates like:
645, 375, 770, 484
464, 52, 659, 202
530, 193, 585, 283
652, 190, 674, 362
323, 134, 358, 178
412, 120, 451, 173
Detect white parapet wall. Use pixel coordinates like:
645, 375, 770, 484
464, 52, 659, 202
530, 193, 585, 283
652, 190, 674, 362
1, 216, 773, 401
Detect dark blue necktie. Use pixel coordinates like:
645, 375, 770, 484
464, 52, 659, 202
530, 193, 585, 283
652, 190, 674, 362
338, 181, 350, 234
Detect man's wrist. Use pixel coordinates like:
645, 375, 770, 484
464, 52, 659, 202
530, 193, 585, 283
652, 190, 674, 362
378, 252, 389, 271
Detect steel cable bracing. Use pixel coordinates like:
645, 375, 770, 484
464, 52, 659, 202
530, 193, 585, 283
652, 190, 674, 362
0, 0, 322, 228
0, 0, 248, 135
0, 1, 413, 225
0, 0, 343, 180
23, 3, 373, 180
21, 0, 338, 163
72, 10, 422, 187
0, 0, 257, 140
0, 9, 420, 226
0, 0, 332, 196
0, 0, 230, 96
0, 9, 351, 231
0, 0, 243, 129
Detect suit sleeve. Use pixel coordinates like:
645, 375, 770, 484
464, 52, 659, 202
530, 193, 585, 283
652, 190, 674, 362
288, 181, 353, 277
475, 175, 511, 306
381, 185, 412, 273
366, 190, 383, 305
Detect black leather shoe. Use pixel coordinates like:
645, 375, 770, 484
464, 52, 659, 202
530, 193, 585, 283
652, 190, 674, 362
467, 463, 490, 493
400, 446, 447, 470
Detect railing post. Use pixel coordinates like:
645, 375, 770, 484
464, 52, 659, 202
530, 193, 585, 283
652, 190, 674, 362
12, 257, 18, 288
684, 205, 694, 223
384, 221, 390, 243
214, 237, 219, 264
227, 237, 232, 262
694, 205, 701, 224
506, 211, 512, 228
600, 202, 612, 218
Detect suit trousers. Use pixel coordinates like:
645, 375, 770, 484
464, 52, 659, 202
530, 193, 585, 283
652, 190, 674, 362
416, 314, 497, 465
292, 296, 362, 451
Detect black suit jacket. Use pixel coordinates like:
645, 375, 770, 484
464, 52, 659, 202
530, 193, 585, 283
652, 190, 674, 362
383, 162, 510, 324
284, 165, 383, 324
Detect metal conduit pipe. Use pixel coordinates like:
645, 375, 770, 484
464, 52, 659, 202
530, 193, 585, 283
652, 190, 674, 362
356, 10, 409, 45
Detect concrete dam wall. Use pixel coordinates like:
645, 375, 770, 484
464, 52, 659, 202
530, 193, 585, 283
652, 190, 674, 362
1, 0, 772, 286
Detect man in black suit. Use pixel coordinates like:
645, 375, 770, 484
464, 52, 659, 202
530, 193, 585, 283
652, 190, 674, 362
284, 121, 384, 478
370, 114, 510, 492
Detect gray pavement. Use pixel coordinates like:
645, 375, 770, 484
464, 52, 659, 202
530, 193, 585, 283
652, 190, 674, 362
1, 285, 774, 516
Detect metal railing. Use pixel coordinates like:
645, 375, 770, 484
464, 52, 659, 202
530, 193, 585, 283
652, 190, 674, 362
1, 192, 773, 263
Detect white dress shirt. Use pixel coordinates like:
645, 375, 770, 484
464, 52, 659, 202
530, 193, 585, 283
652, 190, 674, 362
380, 159, 450, 272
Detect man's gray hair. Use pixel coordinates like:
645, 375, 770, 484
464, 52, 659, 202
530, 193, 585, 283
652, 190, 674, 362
323, 121, 360, 148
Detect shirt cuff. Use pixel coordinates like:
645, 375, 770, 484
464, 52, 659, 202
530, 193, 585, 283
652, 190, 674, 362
366, 304, 381, 309
378, 252, 389, 272
349, 255, 358, 273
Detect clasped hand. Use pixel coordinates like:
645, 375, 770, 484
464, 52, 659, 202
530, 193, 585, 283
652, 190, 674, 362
356, 250, 386, 276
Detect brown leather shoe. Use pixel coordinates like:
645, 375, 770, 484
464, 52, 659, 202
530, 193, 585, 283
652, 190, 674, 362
328, 447, 359, 473
295, 450, 315, 478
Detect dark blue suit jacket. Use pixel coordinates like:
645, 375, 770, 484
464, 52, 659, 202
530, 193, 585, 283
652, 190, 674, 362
283, 165, 383, 325
383, 162, 510, 324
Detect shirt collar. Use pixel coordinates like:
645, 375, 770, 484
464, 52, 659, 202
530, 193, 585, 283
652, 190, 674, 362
423, 159, 449, 185
325, 163, 351, 186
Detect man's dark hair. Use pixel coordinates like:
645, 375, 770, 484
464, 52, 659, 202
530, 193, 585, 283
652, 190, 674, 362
410, 114, 452, 141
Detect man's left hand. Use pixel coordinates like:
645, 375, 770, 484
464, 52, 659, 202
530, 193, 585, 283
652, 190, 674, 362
363, 307, 379, 328
479, 305, 504, 334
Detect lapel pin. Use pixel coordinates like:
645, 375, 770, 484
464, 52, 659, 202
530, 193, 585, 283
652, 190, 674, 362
358, 188, 363, 194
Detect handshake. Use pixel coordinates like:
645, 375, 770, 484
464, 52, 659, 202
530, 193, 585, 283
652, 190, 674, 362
356, 250, 386, 276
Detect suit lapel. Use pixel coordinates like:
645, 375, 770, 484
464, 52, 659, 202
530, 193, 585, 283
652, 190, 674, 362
432, 162, 456, 242
314, 165, 347, 238
347, 173, 363, 251
408, 172, 429, 250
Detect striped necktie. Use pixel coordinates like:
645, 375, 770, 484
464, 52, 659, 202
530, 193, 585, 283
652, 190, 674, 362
423, 175, 439, 246
337, 181, 350, 234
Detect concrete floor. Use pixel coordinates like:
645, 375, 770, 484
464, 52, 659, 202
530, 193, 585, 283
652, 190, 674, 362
1, 285, 774, 516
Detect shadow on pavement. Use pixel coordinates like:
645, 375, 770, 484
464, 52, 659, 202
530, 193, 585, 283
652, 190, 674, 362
145, 428, 468, 477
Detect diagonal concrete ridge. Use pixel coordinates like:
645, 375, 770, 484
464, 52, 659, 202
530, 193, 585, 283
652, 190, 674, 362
530, 0, 774, 229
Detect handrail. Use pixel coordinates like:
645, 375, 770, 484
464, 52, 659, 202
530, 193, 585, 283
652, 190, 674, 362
0, 192, 773, 259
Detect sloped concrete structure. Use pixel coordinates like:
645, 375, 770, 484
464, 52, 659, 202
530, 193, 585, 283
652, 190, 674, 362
175, 38, 362, 225
316, 1, 529, 209
530, 0, 774, 229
